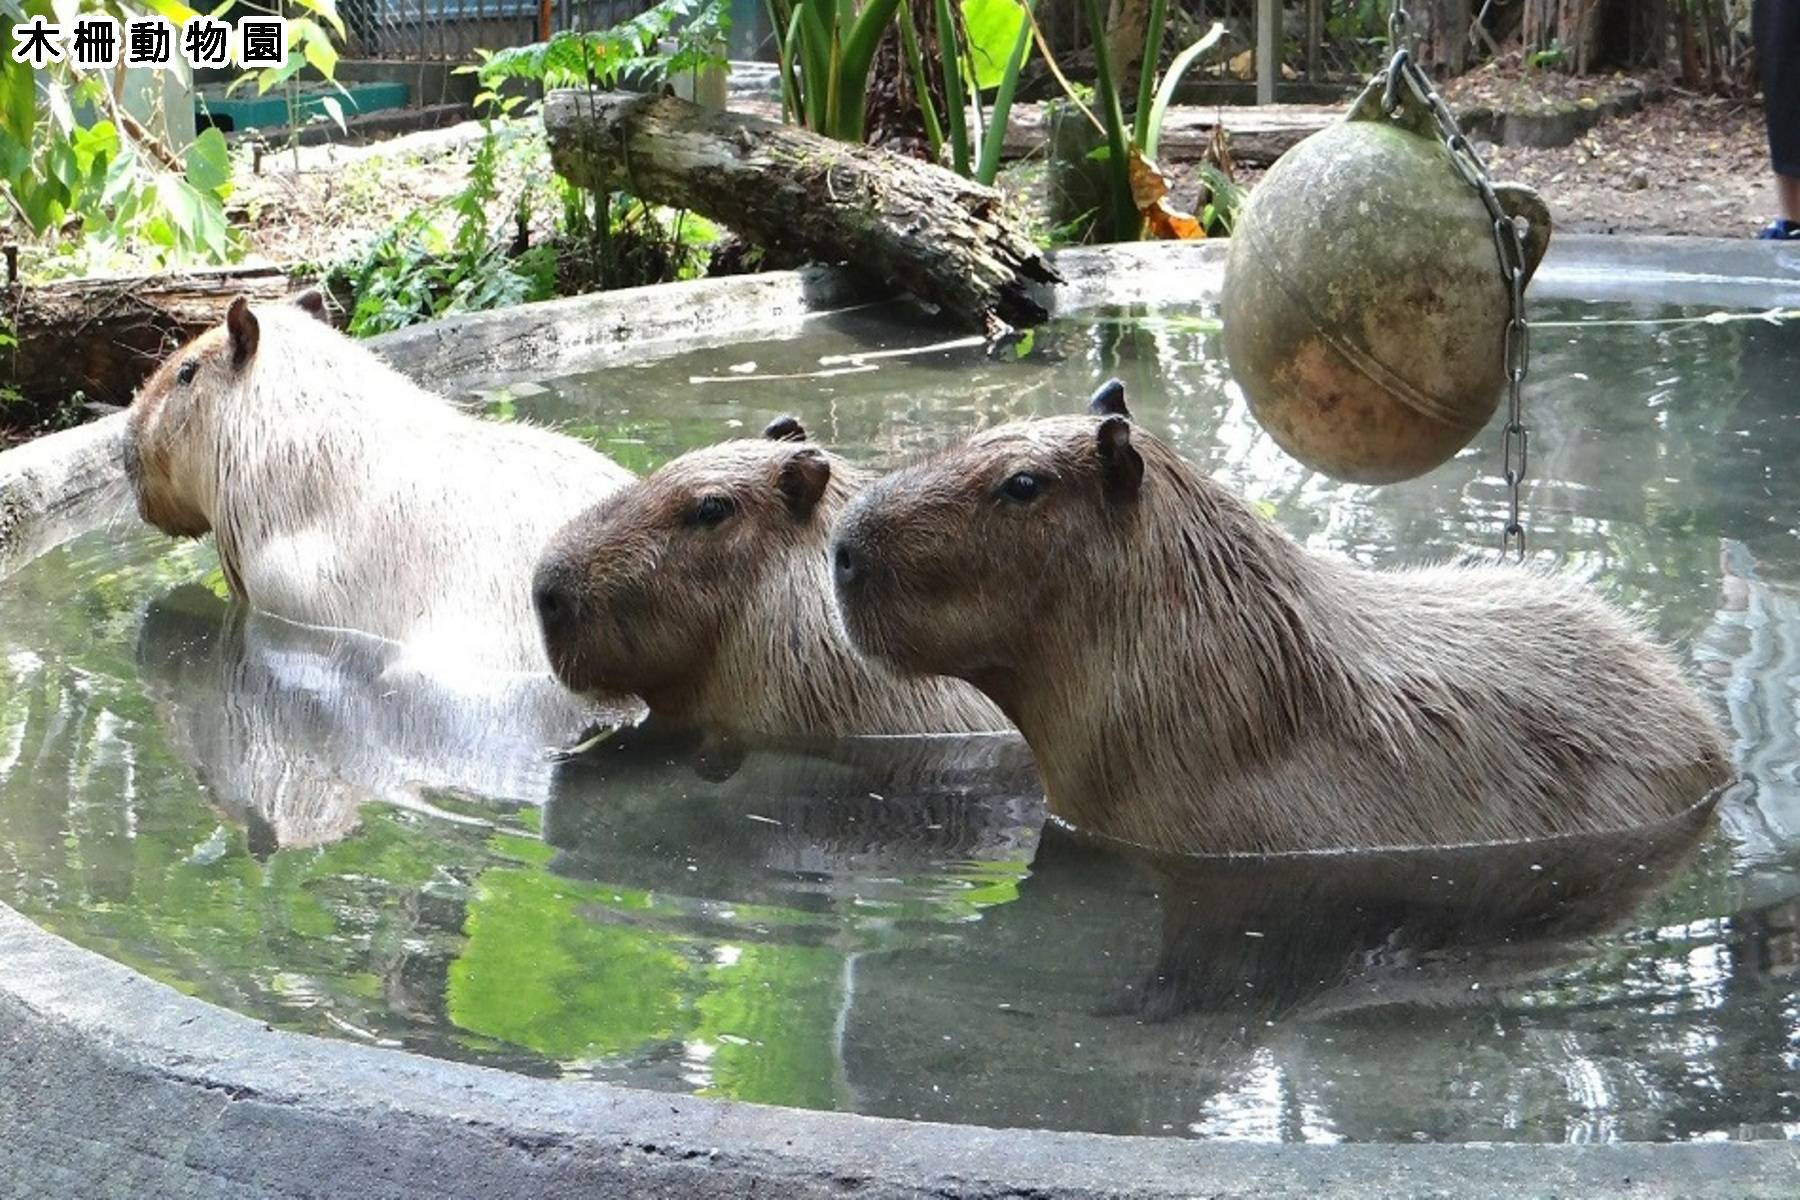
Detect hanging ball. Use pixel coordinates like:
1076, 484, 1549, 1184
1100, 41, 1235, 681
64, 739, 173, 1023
1221, 82, 1552, 484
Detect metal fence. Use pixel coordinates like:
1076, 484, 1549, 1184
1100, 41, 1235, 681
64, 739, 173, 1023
1035, 0, 1397, 92
341, 0, 659, 61
338, 0, 1391, 86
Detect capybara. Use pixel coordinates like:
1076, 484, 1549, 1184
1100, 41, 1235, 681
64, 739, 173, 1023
124, 294, 634, 677
830, 380, 1733, 854
532, 416, 1008, 736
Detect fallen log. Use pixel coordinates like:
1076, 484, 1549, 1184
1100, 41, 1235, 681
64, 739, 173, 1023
1002, 103, 1340, 168
733, 97, 1339, 169
4, 265, 323, 413
544, 89, 1060, 331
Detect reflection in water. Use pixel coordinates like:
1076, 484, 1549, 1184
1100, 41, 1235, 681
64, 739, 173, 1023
836, 808, 1721, 1140
134, 584, 605, 850
1, 295, 1799, 1142
1697, 540, 1800, 865
543, 725, 1042, 900
1108, 805, 1714, 1025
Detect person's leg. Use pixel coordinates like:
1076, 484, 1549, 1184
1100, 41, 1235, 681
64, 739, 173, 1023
1755, 0, 1800, 236
1779, 173, 1800, 225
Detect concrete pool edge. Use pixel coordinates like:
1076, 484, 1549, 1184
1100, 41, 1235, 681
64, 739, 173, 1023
4, 234, 1800, 1197
3, 905, 1798, 1200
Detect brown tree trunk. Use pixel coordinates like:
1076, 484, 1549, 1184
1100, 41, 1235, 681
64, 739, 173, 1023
543, 89, 1060, 331
865, 0, 946, 158
1411, 0, 1473, 76
4, 266, 321, 414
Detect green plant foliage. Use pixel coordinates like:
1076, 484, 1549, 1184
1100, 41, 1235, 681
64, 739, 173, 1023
447, 868, 691, 1059
331, 108, 554, 337
1041, 11, 1226, 242
1193, 160, 1242, 237
474, 0, 729, 90
959, 0, 1026, 88
0, 0, 344, 270
768, 0, 902, 141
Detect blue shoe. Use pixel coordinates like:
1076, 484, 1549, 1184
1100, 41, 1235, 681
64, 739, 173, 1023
1757, 219, 1800, 240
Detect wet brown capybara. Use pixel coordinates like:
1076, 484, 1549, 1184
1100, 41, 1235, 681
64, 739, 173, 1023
123, 294, 634, 679
532, 417, 1008, 737
829, 380, 1733, 854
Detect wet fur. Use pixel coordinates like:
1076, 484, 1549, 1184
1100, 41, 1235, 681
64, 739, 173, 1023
125, 300, 633, 676
535, 433, 1007, 736
834, 412, 1733, 853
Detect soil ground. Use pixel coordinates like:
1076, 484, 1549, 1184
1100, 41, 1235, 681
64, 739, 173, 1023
225, 84, 1778, 271
1480, 94, 1774, 238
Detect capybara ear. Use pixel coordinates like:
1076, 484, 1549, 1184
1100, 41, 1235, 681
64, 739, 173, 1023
777, 447, 832, 519
764, 414, 807, 442
1096, 415, 1143, 501
1088, 378, 1130, 418
225, 297, 259, 370
291, 288, 330, 323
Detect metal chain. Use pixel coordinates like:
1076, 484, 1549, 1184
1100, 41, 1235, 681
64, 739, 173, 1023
1384, 1, 1533, 560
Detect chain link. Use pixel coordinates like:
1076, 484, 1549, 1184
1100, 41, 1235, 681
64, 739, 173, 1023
1379, 6, 1533, 560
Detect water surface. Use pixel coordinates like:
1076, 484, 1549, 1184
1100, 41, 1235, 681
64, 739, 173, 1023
2, 296, 1798, 1142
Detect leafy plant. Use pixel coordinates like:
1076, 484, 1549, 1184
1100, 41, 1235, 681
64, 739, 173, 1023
1191, 160, 1241, 237
0, 0, 344, 271
332, 102, 556, 337
1526, 39, 1568, 70
898, 0, 1031, 182
767, 0, 902, 140
1041, 7, 1227, 242
447, 0, 724, 318
475, 0, 729, 91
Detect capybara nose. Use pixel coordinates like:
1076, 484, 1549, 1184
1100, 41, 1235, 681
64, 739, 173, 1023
532, 565, 580, 642
833, 541, 858, 590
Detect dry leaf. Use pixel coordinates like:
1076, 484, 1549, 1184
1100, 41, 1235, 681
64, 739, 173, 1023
1145, 199, 1205, 240
1128, 148, 1171, 211
1128, 149, 1205, 240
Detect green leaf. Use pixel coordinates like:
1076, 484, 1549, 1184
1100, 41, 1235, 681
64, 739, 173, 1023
958, 0, 1027, 90
140, 0, 199, 25
289, 0, 347, 40
973, 0, 1030, 183
184, 126, 231, 196
1144, 20, 1226, 160
935, 0, 968, 173
299, 18, 339, 80
0, 56, 36, 149
254, 55, 308, 95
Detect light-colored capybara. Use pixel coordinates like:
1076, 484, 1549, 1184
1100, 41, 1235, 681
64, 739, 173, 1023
124, 294, 634, 677
532, 416, 1008, 736
830, 380, 1733, 854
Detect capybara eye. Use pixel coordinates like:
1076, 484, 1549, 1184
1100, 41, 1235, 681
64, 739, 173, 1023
691, 494, 737, 526
176, 359, 199, 386
998, 472, 1044, 504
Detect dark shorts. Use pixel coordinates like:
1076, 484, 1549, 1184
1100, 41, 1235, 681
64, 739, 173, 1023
1759, 0, 1800, 175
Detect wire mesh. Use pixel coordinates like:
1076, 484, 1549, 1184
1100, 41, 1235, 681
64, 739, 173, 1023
340, 0, 659, 61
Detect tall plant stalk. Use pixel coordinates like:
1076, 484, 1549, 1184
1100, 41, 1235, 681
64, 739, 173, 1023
1084, 0, 1139, 241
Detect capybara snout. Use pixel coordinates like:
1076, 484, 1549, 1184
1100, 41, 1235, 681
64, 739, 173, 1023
531, 557, 586, 663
